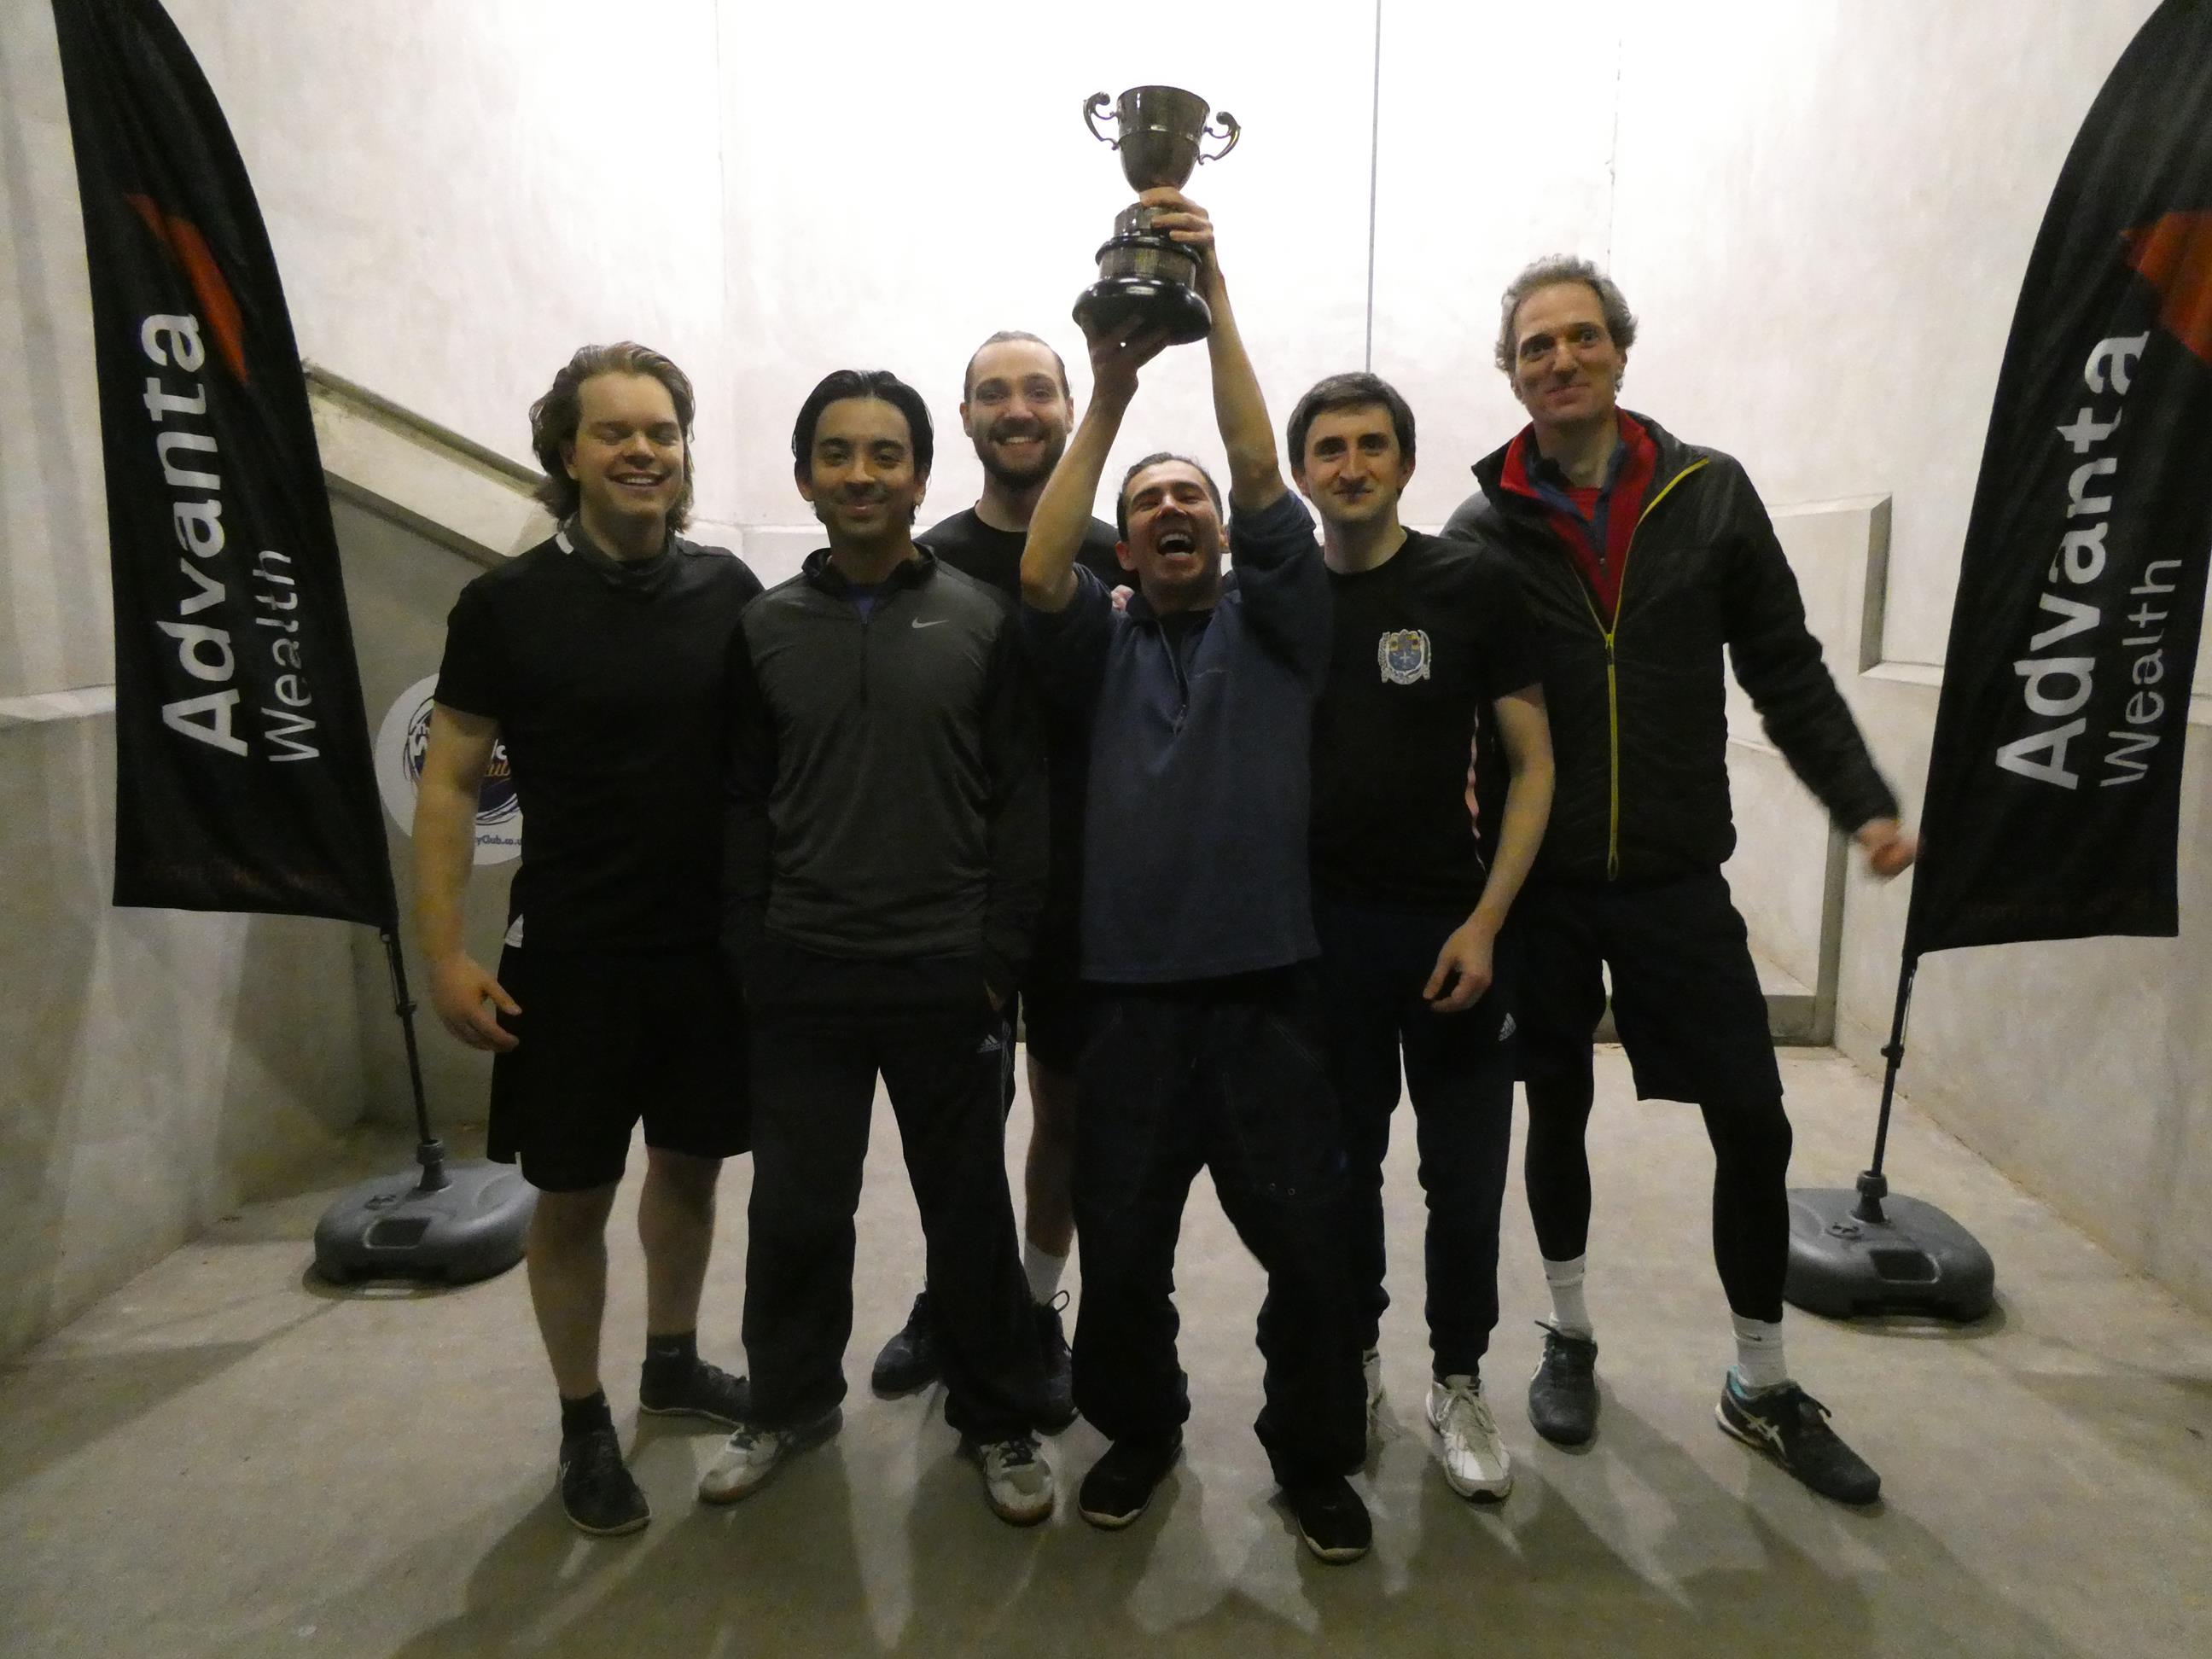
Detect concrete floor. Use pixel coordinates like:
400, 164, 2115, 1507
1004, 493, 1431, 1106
3, 1047, 2209, 1658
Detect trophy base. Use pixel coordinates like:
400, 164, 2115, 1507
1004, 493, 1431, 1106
1074, 277, 1213, 345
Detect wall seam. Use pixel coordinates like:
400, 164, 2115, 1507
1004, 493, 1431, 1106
1604, 25, 1622, 264
1363, 0, 1382, 371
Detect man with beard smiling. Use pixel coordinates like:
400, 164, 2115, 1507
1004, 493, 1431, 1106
1021, 193, 1369, 1564
866, 332, 1124, 1426
418, 343, 760, 1537
706, 370, 1054, 1525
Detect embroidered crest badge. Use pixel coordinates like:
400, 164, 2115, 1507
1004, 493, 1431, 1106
1377, 628, 1433, 686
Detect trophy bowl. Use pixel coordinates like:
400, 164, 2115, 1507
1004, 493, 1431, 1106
1074, 85, 1239, 345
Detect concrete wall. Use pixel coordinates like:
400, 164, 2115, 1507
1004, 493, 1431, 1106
0, 4, 373, 1360
5, 0, 2209, 1327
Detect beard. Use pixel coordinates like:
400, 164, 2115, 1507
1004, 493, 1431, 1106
975, 423, 1068, 491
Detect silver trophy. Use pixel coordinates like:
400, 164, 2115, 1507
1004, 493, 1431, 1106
1074, 86, 1240, 344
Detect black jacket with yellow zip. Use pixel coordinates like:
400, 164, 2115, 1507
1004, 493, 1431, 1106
1443, 412, 1897, 887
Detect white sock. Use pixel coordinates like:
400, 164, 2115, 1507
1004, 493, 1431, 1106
1542, 1254, 1592, 1337
1022, 1238, 1068, 1306
1730, 1314, 1789, 1392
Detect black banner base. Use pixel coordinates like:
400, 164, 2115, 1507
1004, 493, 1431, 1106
1784, 1186, 1996, 1322
313, 1155, 534, 1286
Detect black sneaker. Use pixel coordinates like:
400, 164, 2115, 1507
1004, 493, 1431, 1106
1528, 1320, 1599, 1446
557, 1426, 649, 1536
1076, 1430, 1183, 1529
1034, 1292, 1077, 1432
1717, 1373, 1883, 1505
638, 1357, 752, 1428
1283, 1475, 1371, 1564
871, 1291, 940, 1396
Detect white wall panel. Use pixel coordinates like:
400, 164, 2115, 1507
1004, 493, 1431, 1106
1370, 1, 1622, 527
0, 4, 115, 701
1607, 0, 2161, 667
716, 0, 1372, 531
160, 0, 735, 519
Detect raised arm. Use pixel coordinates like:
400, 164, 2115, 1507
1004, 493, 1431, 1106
1142, 187, 1284, 514
413, 704, 520, 1050
1021, 316, 1168, 614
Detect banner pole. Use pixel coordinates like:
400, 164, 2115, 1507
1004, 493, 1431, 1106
377, 930, 449, 1194
1852, 950, 1920, 1222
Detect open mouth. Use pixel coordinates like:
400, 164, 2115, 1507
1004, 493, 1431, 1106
613, 472, 667, 491
1155, 527, 1198, 556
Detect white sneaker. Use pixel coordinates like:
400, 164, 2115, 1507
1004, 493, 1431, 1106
696, 1406, 841, 1505
1362, 1348, 1383, 1422
1427, 1376, 1512, 1501
972, 1434, 1056, 1526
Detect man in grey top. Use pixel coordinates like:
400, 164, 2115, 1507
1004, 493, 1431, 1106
703, 369, 1053, 1526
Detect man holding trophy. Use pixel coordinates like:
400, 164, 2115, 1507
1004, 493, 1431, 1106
1019, 93, 1370, 1563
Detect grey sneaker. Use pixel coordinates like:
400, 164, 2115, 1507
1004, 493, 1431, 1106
1528, 1321, 1598, 1446
969, 1434, 1056, 1526
1427, 1375, 1513, 1500
696, 1406, 842, 1505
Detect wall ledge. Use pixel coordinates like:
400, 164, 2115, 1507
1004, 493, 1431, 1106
0, 684, 116, 730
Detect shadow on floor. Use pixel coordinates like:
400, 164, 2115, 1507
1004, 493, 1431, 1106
204, 1393, 2099, 1659
0, 1334, 303, 1499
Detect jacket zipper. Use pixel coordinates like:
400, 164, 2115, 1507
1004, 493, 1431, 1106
857, 603, 871, 711
1565, 457, 1709, 879
1162, 624, 1191, 733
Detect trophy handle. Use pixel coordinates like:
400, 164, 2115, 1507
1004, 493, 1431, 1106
1084, 92, 1121, 148
1201, 111, 1241, 163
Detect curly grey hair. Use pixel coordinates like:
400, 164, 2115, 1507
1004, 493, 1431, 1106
1494, 255, 1639, 374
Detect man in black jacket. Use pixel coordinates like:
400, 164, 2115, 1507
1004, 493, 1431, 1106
1444, 258, 1917, 1505
706, 370, 1052, 1526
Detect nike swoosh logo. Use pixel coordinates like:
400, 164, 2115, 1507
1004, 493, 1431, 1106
911, 618, 948, 629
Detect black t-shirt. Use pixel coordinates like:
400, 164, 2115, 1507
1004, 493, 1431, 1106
917, 508, 1122, 940
1310, 531, 1542, 910
434, 524, 762, 952
917, 508, 1124, 597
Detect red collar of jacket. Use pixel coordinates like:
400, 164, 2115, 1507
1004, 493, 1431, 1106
1497, 411, 1657, 626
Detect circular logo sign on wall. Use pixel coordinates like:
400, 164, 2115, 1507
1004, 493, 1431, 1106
375, 673, 522, 864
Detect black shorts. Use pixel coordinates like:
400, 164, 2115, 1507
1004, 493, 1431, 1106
1019, 929, 1089, 1074
1514, 871, 1783, 1105
487, 945, 749, 1192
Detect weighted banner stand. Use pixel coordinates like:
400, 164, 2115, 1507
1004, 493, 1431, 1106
312, 933, 535, 1285
1784, 955, 1995, 1321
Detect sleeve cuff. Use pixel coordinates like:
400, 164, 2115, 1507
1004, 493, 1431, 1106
1227, 491, 1317, 565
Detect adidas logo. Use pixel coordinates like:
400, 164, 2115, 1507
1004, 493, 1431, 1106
977, 1032, 1004, 1056
1499, 1012, 1516, 1042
